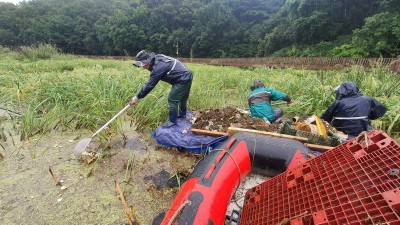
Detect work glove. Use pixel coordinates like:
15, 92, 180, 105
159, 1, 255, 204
284, 96, 292, 105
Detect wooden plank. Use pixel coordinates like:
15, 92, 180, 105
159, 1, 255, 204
304, 143, 333, 152
227, 127, 308, 143
191, 128, 228, 137
193, 127, 334, 153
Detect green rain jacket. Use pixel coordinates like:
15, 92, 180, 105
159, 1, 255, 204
248, 87, 288, 122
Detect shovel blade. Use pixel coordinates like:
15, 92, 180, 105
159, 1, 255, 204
74, 138, 92, 159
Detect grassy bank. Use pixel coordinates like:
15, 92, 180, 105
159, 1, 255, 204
1, 46, 399, 141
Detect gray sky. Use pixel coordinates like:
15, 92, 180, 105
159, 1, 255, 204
0, 0, 27, 4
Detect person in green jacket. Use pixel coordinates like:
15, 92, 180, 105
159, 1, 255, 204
248, 79, 292, 123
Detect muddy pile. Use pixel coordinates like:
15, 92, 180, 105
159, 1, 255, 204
191, 107, 282, 133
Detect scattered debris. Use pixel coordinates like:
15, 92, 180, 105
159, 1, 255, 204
115, 181, 140, 225
81, 151, 98, 164
354, 131, 370, 147
130, 206, 140, 225
0, 107, 22, 116
1, 127, 7, 142
278, 211, 309, 225
48, 166, 67, 190
123, 153, 135, 183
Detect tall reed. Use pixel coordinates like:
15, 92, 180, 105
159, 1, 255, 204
1, 47, 398, 140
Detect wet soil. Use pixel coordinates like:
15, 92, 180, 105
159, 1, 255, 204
191, 107, 282, 133
0, 113, 199, 225
0, 107, 279, 225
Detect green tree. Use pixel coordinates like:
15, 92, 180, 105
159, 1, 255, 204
351, 12, 400, 57
96, 10, 146, 55
0, 3, 19, 46
0, 0, 397, 57
293, 11, 340, 44
191, 0, 239, 57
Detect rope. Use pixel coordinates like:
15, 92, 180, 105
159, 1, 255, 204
168, 200, 190, 225
212, 148, 243, 210
211, 148, 242, 182
232, 135, 263, 209
226, 134, 259, 210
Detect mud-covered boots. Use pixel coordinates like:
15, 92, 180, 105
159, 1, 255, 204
162, 111, 178, 128
178, 106, 187, 118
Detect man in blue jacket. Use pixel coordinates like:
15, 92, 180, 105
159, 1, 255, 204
321, 81, 387, 139
248, 79, 292, 123
130, 50, 193, 128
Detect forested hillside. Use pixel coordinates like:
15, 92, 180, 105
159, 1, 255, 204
1, 0, 399, 58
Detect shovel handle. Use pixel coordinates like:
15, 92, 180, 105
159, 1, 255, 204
272, 101, 290, 106
91, 104, 131, 138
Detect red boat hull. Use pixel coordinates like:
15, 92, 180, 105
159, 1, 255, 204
160, 132, 310, 225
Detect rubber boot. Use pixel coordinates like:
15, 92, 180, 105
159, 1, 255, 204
162, 111, 178, 128
178, 106, 187, 118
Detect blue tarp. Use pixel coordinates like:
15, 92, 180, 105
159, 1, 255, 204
151, 114, 228, 154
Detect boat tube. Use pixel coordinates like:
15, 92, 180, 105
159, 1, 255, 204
159, 132, 311, 225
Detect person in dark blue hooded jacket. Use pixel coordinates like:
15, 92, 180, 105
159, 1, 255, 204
130, 50, 193, 128
321, 81, 387, 139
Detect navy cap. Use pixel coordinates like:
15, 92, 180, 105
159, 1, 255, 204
133, 50, 155, 67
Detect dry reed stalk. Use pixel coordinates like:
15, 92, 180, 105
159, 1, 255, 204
115, 181, 133, 225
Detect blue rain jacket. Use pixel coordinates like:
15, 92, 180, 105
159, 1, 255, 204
137, 54, 192, 99
321, 81, 386, 137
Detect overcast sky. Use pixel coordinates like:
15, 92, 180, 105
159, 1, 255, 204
0, 0, 27, 4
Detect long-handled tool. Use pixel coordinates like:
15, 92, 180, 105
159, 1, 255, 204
272, 101, 291, 106
236, 101, 292, 115
74, 104, 131, 159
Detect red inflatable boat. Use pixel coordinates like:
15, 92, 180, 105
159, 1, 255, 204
159, 132, 311, 225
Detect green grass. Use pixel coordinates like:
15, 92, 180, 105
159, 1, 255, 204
1, 46, 399, 141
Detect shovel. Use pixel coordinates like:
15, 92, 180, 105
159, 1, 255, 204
74, 104, 131, 159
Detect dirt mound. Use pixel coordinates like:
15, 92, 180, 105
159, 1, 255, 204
191, 107, 282, 133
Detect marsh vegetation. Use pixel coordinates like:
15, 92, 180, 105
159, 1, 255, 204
0, 46, 399, 224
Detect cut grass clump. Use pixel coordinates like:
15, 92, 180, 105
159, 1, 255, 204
14, 44, 61, 61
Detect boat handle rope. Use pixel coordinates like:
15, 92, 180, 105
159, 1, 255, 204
168, 200, 190, 225
212, 148, 244, 209
211, 148, 243, 182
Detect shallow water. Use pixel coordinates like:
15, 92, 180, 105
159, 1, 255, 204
0, 117, 198, 224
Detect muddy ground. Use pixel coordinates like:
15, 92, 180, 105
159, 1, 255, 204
191, 107, 282, 133
0, 112, 200, 225
0, 107, 274, 225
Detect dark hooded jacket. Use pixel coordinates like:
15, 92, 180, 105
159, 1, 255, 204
321, 81, 386, 137
136, 54, 193, 99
